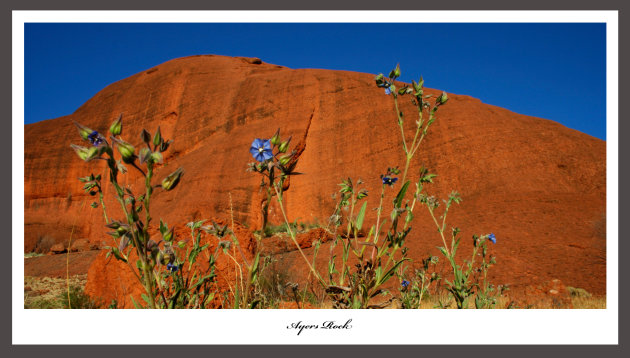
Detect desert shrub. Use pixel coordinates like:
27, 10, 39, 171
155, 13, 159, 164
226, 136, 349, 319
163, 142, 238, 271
60, 285, 98, 309
25, 297, 61, 309
568, 286, 592, 298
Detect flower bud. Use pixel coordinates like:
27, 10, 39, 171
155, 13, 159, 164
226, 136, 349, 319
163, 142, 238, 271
153, 126, 162, 147
105, 221, 121, 230
71, 144, 100, 162
393, 63, 401, 78
109, 114, 123, 136
151, 151, 163, 164
110, 137, 136, 163
118, 235, 130, 251
138, 147, 151, 164
160, 139, 172, 153
374, 73, 384, 85
161, 167, 184, 191
160, 248, 176, 265
141, 129, 151, 146
278, 136, 292, 153
73, 121, 95, 141
389, 64, 400, 79
278, 155, 291, 166
270, 128, 281, 146
437, 91, 448, 105
116, 225, 130, 235
163, 227, 174, 242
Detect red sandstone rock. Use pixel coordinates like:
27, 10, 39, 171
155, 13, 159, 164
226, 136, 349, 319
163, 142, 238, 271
24, 55, 606, 302
49, 243, 66, 254
70, 239, 91, 252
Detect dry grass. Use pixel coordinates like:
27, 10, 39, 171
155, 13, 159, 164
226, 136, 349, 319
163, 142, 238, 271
571, 296, 606, 309
24, 275, 88, 309
23, 274, 606, 309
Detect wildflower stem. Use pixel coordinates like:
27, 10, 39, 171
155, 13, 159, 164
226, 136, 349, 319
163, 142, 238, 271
98, 191, 109, 224
144, 162, 153, 226
373, 184, 385, 245
340, 193, 357, 286
273, 184, 326, 288
393, 95, 408, 154
402, 192, 418, 232
109, 160, 156, 309
428, 207, 450, 256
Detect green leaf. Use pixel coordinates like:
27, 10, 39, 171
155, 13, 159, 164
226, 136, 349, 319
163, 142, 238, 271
130, 295, 142, 309
250, 252, 261, 282
405, 210, 413, 225
438, 246, 448, 257
394, 181, 410, 208
159, 220, 167, 235
110, 247, 127, 263
376, 258, 409, 287
233, 287, 240, 309
355, 201, 367, 231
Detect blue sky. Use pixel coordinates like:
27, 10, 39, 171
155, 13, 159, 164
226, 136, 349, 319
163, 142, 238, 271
25, 23, 606, 140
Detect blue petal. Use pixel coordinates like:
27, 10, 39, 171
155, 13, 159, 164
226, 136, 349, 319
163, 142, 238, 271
252, 138, 264, 149
254, 152, 265, 162
262, 139, 271, 150
385, 87, 391, 95
262, 149, 273, 161
250, 146, 259, 157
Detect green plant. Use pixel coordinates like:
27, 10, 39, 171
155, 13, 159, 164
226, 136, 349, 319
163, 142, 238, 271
398, 255, 441, 309
247, 131, 300, 235
71, 115, 219, 309
60, 285, 98, 309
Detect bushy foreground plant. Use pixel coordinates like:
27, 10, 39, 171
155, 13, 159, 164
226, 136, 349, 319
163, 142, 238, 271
251, 64, 505, 309
71, 116, 221, 308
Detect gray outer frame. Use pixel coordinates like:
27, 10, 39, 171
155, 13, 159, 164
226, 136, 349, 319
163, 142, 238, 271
6, 0, 626, 357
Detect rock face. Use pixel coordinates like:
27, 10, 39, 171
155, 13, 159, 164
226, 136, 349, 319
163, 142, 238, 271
24, 55, 606, 299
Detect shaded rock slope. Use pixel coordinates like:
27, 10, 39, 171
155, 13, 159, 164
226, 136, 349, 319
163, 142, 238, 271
24, 55, 606, 297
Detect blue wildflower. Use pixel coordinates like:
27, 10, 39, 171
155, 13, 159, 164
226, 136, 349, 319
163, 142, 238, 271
401, 280, 410, 289
87, 130, 104, 146
488, 233, 496, 244
167, 263, 179, 272
376, 76, 394, 95
250, 138, 273, 162
382, 176, 398, 186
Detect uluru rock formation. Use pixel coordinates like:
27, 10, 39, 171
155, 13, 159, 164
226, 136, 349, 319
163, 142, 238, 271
24, 55, 606, 305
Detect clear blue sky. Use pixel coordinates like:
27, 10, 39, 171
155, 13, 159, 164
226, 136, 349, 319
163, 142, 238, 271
25, 23, 606, 140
